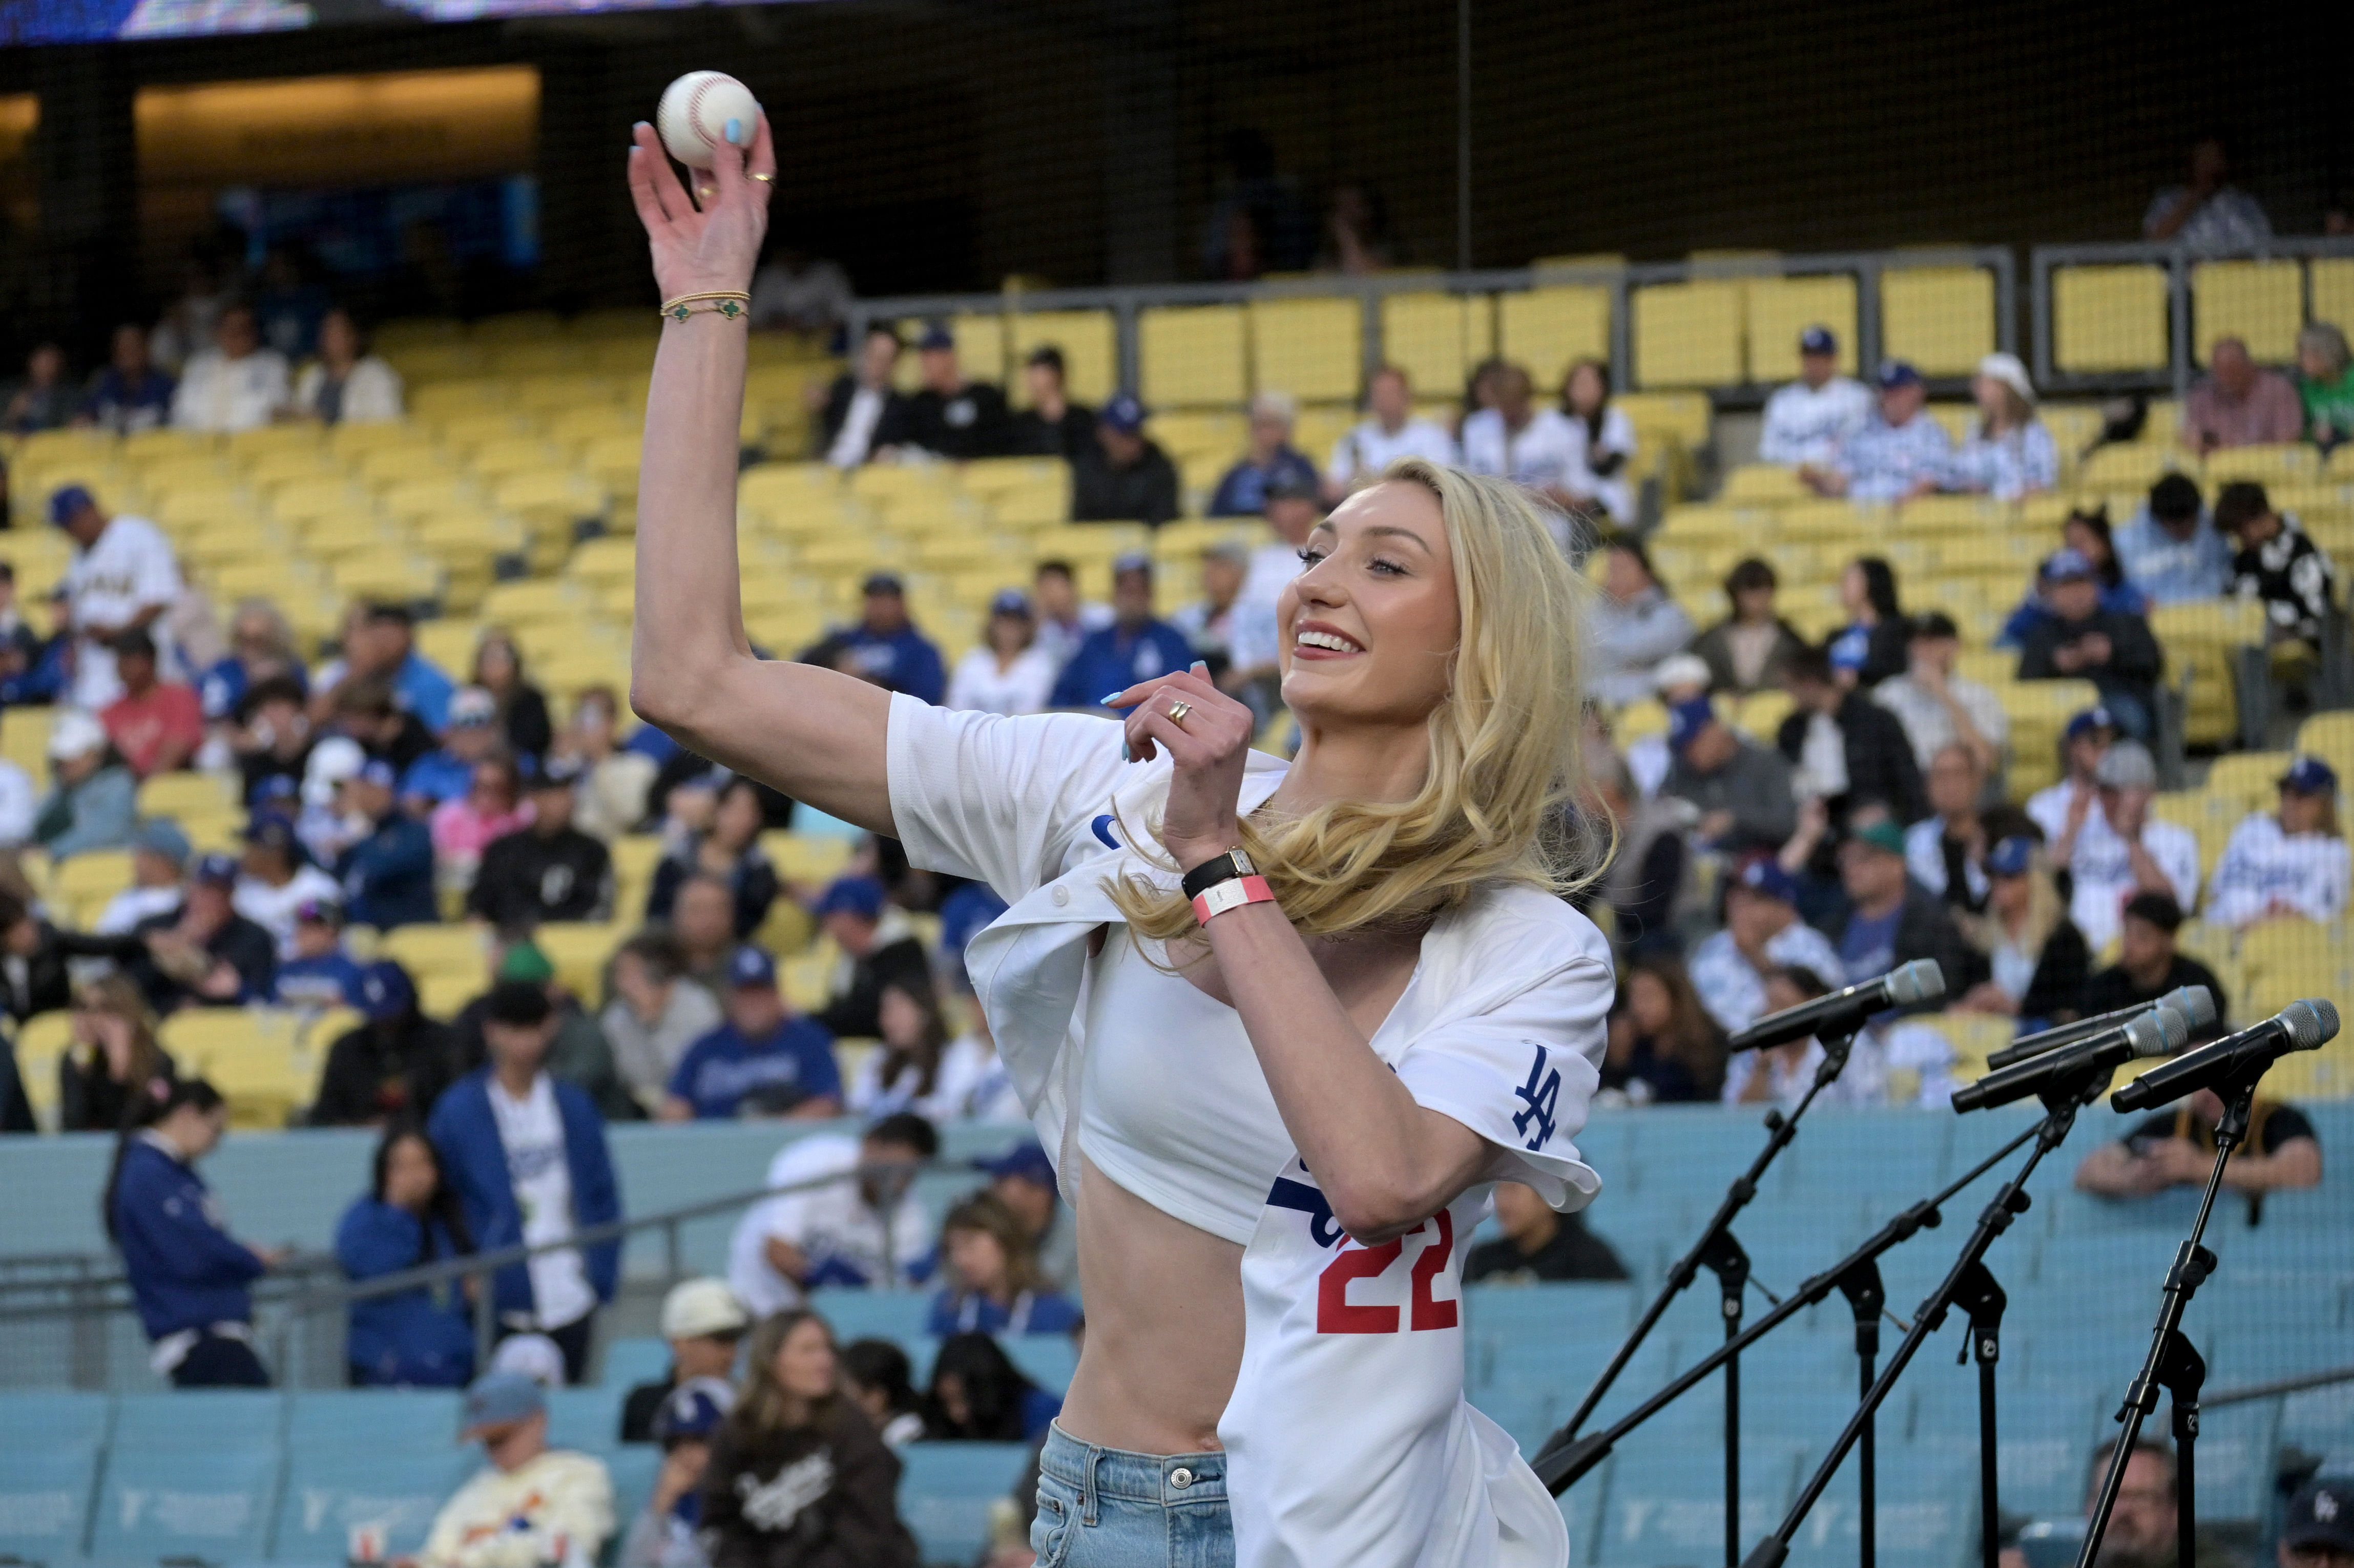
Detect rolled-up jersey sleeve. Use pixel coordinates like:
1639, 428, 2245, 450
885, 693, 1133, 903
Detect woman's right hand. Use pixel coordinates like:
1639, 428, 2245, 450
626, 113, 776, 302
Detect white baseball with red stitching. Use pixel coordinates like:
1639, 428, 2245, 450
655, 70, 761, 168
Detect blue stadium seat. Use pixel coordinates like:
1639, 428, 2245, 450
288, 1390, 465, 1453
810, 1288, 934, 1346
1782, 1112, 1955, 1203
1463, 1282, 1640, 1341
605, 1445, 662, 1546
601, 1336, 674, 1391
2283, 1383, 2354, 1460
89, 1441, 283, 1561
1910, 1381, 2100, 1519
114, 1389, 285, 1450
269, 1446, 474, 1561
0, 1390, 111, 1450
2192, 1398, 2282, 1521
1783, 1446, 1978, 1568
0, 1440, 100, 1561
1592, 1423, 1804, 1568
897, 1441, 1031, 1565
545, 1386, 626, 1454
998, 1333, 1078, 1395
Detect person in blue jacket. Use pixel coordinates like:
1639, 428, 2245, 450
1047, 552, 1197, 713
338, 1120, 478, 1388
103, 1077, 285, 1387
427, 980, 621, 1385
333, 760, 438, 929
798, 572, 947, 704
924, 1190, 1082, 1337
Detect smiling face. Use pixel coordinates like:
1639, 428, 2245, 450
1278, 480, 1461, 731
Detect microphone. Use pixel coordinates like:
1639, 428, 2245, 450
2110, 999, 2341, 1113
1950, 1003, 2188, 1113
1983, 986, 2216, 1071
1726, 960, 1945, 1053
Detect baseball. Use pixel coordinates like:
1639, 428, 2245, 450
655, 71, 762, 169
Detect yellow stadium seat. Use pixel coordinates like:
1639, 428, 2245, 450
1379, 293, 1491, 400
2150, 790, 2243, 880
1745, 275, 1858, 383
2313, 260, 2354, 343
383, 924, 492, 986
1879, 266, 1997, 378
2204, 749, 2295, 809
137, 771, 236, 820
53, 848, 135, 913
1495, 287, 1610, 385
2295, 712, 2354, 785
1631, 281, 1744, 388
1008, 311, 1118, 408
1717, 465, 1807, 505
1732, 689, 1793, 741
2076, 443, 2179, 492
1611, 391, 1712, 452
2148, 599, 2269, 748
1248, 297, 1361, 404
1907, 1012, 2016, 1084
15, 1011, 75, 1130
948, 313, 1008, 388
2, 706, 54, 779
2054, 265, 2169, 374
419, 970, 478, 1021
1140, 305, 1248, 408
480, 579, 594, 627
761, 830, 855, 886
2192, 260, 2303, 363
2202, 444, 2316, 485
534, 922, 629, 999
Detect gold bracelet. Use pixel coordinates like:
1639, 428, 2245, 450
660, 290, 751, 324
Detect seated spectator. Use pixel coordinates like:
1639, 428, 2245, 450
311, 961, 458, 1125
1954, 837, 2091, 1031
556, 687, 659, 842
2076, 1084, 2321, 1198
1048, 552, 1196, 713
1721, 965, 1893, 1110
1758, 325, 1871, 465
97, 817, 196, 934
2145, 136, 2272, 249
419, 1373, 615, 1568
318, 602, 456, 735
749, 242, 851, 333
98, 629, 203, 779
2181, 336, 2303, 452
472, 631, 553, 765
923, 1331, 1061, 1444
1460, 362, 1581, 516
1660, 696, 1799, 856
1944, 352, 2057, 499
663, 947, 841, 1121
170, 304, 289, 432
648, 776, 777, 939
603, 930, 724, 1117
2017, 550, 2164, 740
2116, 473, 2233, 605
2274, 1475, 2354, 1568
2054, 741, 2200, 952
405, 690, 510, 808
1827, 557, 1910, 689
667, 874, 740, 995
849, 977, 989, 1121
77, 323, 175, 435
338, 1121, 476, 1387
429, 980, 621, 1384
220, 664, 315, 806
2207, 756, 2350, 928
1323, 364, 1455, 499
1779, 645, 1927, 827
2000, 507, 2146, 648
129, 853, 278, 1012
289, 308, 403, 424
841, 1340, 929, 1451
1209, 390, 1321, 516
1691, 858, 1846, 1036
1690, 557, 1808, 696
1906, 744, 1994, 913
1559, 359, 1640, 522
2080, 891, 2230, 1042
1006, 345, 1096, 460
331, 677, 436, 777
60, 974, 177, 1134
2215, 480, 2340, 661
975, 1141, 1077, 1294
2297, 322, 2354, 449
3, 341, 72, 433
619, 1379, 731, 1568
0, 563, 57, 715
1462, 1181, 1629, 1284
53, 483, 184, 712
469, 759, 614, 929
817, 322, 910, 468
1874, 612, 2007, 777
799, 572, 948, 704
1590, 757, 1694, 953
1835, 821, 1985, 993
809, 875, 932, 1039
1030, 558, 1113, 673
453, 940, 634, 1122
619, 1277, 749, 1444
928, 1189, 1082, 1335
1586, 538, 1695, 704
333, 760, 438, 928
1168, 542, 1253, 679
725, 1115, 937, 1314
233, 816, 342, 957
105, 1077, 280, 1387
1802, 361, 1951, 501
2026, 706, 2116, 846
1598, 954, 1725, 1104
432, 757, 533, 897
274, 898, 370, 1011
1071, 393, 1182, 526
702, 1311, 919, 1566
901, 322, 1010, 460
34, 710, 138, 859
947, 589, 1058, 716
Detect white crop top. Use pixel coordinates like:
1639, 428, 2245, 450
1076, 932, 1294, 1246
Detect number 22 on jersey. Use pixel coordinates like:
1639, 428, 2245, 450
1317, 1209, 1459, 1335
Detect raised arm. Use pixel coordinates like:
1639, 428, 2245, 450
626, 115, 894, 834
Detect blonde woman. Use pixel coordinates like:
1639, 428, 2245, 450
1955, 835, 2091, 1032
60, 973, 175, 1133
629, 117, 1609, 1568
1945, 352, 2057, 500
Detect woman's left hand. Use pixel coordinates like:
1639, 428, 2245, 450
1106, 662, 1256, 871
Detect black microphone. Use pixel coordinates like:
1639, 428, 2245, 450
1951, 1003, 2188, 1113
1983, 986, 2216, 1071
1725, 960, 1945, 1053
2110, 999, 2341, 1113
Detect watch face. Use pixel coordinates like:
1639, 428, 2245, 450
1231, 848, 1257, 877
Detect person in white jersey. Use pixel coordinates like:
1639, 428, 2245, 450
51, 485, 184, 710
1322, 364, 1457, 501
1756, 325, 1872, 466
627, 114, 1609, 1568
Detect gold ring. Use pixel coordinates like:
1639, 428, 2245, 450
1167, 700, 1193, 723
749, 172, 774, 184
697, 184, 716, 198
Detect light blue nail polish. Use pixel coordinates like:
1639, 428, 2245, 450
1121, 741, 1132, 763
1100, 691, 1123, 706
724, 118, 743, 145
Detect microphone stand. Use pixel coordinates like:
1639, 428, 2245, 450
2072, 1061, 2263, 1568
1547, 1028, 1858, 1568
1740, 1064, 2108, 1568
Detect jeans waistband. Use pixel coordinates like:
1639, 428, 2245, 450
1038, 1422, 1228, 1506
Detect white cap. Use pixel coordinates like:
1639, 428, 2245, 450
1652, 653, 1713, 697
47, 709, 107, 762
660, 1277, 751, 1342
303, 735, 365, 807
1249, 389, 1297, 424
487, 1331, 567, 1388
1976, 352, 2035, 408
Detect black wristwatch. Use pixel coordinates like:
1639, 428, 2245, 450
1180, 847, 1258, 900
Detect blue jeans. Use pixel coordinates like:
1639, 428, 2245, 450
1030, 1423, 1233, 1568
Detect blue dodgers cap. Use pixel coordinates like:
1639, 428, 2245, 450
2064, 705, 2116, 741
1874, 359, 1923, 390
461, 1371, 546, 1434
1665, 696, 1717, 752
2280, 755, 2340, 796
1986, 835, 2036, 878
727, 944, 779, 989
193, 852, 239, 888
47, 485, 95, 527
357, 960, 414, 1020
2041, 547, 2096, 582
976, 1141, 1056, 1186
862, 570, 905, 596
813, 874, 886, 921
131, 818, 193, 865
1111, 550, 1154, 578
1799, 325, 1838, 356
651, 1377, 735, 1444
1734, 856, 1800, 905
243, 814, 298, 857
1100, 392, 1147, 435
914, 321, 955, 352
989, 588, 1033, 617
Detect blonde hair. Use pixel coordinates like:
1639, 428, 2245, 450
1969, 845, 2064, 956
1109, 458, 1606, 940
